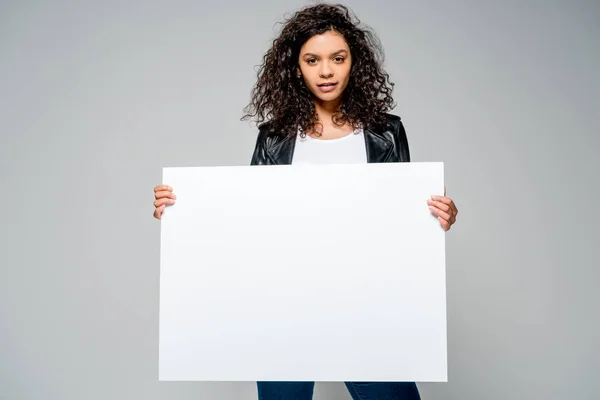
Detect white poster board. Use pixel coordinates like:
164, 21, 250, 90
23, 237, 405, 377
159, 162, 447, 382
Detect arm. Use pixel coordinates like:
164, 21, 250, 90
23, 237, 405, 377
250, 125, 270, 166
395, 117, 410, 163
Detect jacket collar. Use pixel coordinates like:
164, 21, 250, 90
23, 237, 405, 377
265, 126, 394, 165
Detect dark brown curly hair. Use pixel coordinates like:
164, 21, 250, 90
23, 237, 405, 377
241, 3, 396, 137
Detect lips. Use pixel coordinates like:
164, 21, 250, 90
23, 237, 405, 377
317, 82, 338, 93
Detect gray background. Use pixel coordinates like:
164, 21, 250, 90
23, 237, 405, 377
1, 0, 598, 399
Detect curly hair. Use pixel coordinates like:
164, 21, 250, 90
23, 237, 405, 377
241, 3, 396, 137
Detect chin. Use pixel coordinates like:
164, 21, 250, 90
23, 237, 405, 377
313, 91, 342, 103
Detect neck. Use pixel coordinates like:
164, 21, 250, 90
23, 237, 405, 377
313, 98, 342, 123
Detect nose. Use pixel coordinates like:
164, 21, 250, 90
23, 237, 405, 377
319, 61, 333, 78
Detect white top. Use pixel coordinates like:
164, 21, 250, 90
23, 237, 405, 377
291, 127, 367, 165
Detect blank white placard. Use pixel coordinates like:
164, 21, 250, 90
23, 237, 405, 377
159, 162, 447, 382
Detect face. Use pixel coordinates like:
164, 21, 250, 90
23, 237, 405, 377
297, 30, 352, 105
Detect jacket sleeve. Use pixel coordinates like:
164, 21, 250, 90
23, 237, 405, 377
250, 126, 269, 166
395, 118, 411, 162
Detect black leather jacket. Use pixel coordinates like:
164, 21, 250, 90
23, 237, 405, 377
250, 113, 410, 165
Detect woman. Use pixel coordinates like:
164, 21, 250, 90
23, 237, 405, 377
153, 3, 458, 400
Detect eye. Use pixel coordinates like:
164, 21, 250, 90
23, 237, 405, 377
334, 57, 345, 62
306, 58, 317, 65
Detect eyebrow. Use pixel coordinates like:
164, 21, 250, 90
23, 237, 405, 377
303, 49, 348, 58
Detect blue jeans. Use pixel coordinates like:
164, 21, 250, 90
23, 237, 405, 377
257, 381, 420, 400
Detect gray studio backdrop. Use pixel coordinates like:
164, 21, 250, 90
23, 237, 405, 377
1, 0, 598, 399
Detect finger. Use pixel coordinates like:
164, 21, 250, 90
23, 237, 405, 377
154, 185, 173, 193
429, 206, 451, 222
154, 198, 176, 208
444, 186, 446, 196
154, 190, 177, 200
431, 195, 458, 214
450, 201, 458, 215
430, 194, 452, 205
438, 216, 450, 231
153, 205, 165, 219
427, 199, 451, 213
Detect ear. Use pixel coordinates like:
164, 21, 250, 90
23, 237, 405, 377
296, 67, 301, 78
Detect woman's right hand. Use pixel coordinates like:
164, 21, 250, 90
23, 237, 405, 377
153, 184, 177, 220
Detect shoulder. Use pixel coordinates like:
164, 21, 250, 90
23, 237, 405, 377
384, 112, 402, 123
383, 112, 404, 131
256, 121, 292, 148
383, 112, 407, 136
250, 121, 295, 165
382, 112, 410, 162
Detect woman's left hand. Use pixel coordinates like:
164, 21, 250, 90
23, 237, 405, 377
427, 187, 458, 231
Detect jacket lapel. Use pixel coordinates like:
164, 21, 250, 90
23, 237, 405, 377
266, 133, 296, 165
363, 127, 395, 163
